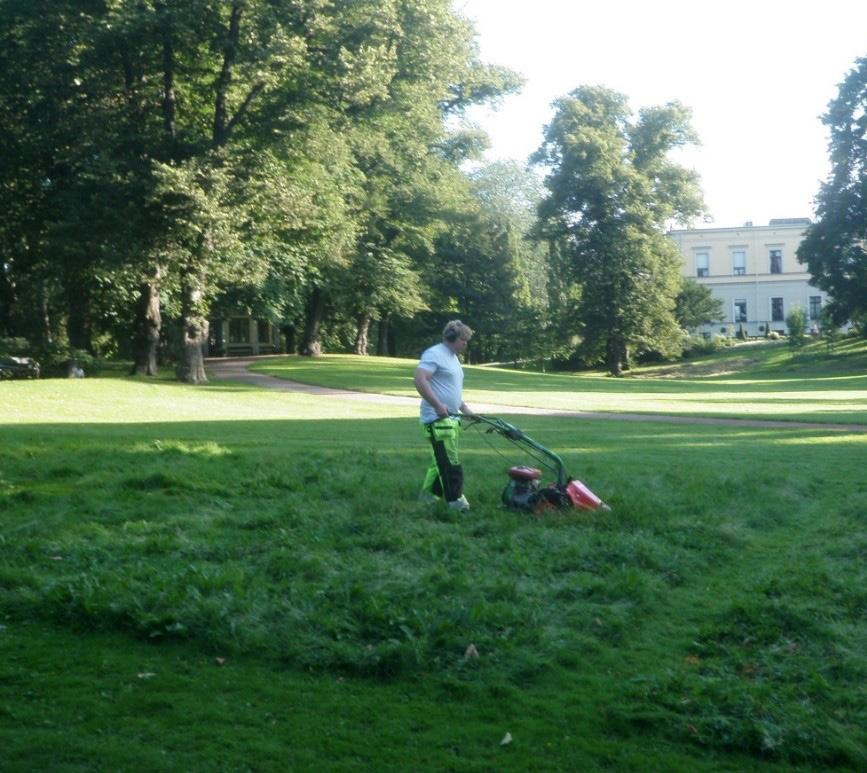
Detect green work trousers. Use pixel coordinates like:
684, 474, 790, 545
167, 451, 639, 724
420, 416, 464, 501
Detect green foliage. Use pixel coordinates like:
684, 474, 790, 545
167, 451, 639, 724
675, 279, 725, 330
797, 56, 867, 326
421, 161, 552, 364
786, 306, 808, 351
0, 0, 520, 371
30, 344, 99, 378
533, 87, 704, 375
467, 160, 550, 304
681, 334, 731, 358
0, 338, 29, 357
820, 306, 844, 351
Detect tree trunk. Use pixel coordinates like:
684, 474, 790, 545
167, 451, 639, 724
37, 279, 52, 346
376, 315, 390, 356
212, 4, 255, 150
354, 312, 371, 355
300, 286, 323, 356
0, 261, 13, 336
176, 267, 209, 384
281, 324, 296, 354
160, 14, 176, 142
66, 277, 93, 352
606, 336, 625, 377
131, 268, 162, 376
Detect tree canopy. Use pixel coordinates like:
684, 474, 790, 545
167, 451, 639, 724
0, 0, 523, 379
797, 56, 867, 329
2, 7, 731, 378
533, 87, 704, 375
675, 278, 724, 331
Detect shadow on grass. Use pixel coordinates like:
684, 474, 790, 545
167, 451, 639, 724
2, 414, 865, 766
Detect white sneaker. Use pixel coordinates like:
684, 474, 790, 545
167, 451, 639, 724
417, 491, 439, 505
447, 495, 470, 512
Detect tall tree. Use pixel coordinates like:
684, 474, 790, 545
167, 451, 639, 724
295, 0, 520, 357
0, 0, 108, 349
432, 207, 531, 364
467, 161, 549, 302
0, 0, 518, 376
797, 57, 867, 329
533, 87, 704, 375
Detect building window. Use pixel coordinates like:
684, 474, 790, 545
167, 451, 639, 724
769, 249, 782, 274
771, 297, 784, 322
809, 296, 822, 320
734, 299, 747, 323
257, 320, 271, 344
228, 318, 249, 344
695, 251, 709, 277
732, 249, 746, 276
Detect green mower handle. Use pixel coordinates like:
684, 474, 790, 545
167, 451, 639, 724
464, 414, 568, 487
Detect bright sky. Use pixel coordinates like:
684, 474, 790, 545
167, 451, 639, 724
458, 0, 867, 228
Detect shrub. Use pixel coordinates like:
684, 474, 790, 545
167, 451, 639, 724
31, 343, 100, 378
682, 334, 731, 358
0, 337, 30, 357
786, 307, 808, 351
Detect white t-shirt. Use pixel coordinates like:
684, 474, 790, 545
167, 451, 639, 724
417, 342, 464, 424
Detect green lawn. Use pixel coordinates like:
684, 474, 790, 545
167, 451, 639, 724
1, 365, 865, 770
250, 338, 867, 425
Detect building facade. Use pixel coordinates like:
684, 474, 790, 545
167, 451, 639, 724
668, 218, 827, 337
208, 316, 281, 356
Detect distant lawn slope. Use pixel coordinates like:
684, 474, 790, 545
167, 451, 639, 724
248, 338, 867, 425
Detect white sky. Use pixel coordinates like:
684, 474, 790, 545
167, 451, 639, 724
457, 0, 867, 228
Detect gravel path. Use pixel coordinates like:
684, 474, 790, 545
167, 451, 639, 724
205, 356, 867, 433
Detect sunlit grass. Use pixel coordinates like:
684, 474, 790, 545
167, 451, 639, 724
249, 339, 867, 425
0, 374, 416, 425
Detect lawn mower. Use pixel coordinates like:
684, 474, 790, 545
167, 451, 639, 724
464, 414, 610, 515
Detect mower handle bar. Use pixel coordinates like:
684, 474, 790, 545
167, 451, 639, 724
461, 413, 568, 486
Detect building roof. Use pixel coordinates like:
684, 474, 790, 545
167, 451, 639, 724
668, 218, 811, 234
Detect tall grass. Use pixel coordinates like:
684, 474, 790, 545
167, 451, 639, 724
1, 372, 865, 769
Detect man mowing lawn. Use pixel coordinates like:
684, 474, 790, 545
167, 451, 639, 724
414, 320, 476, 511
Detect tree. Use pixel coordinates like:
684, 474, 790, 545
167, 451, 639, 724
0, 0, 518, 376
0, 0, 123, 351
467, 161, 549, 302
818, 305, 843, 351
675, 278, 724, 330
460, 161, 551, 363
797, 57, 867, 329
786, 306, 808, 351
294, 0, 520, 358
533, 87, 704, 375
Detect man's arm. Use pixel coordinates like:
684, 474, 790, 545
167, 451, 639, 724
414, 367, 449, 418
459, 400, 476, 419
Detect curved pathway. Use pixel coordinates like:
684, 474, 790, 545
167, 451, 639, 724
205, 356, 867, 433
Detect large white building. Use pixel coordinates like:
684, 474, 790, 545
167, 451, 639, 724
668, 218, 827, 337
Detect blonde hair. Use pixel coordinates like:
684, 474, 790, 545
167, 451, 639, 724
443, 320, 473, 342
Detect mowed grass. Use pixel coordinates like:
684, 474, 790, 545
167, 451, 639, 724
1, 370, 866, 770
251, 337, 867, 425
